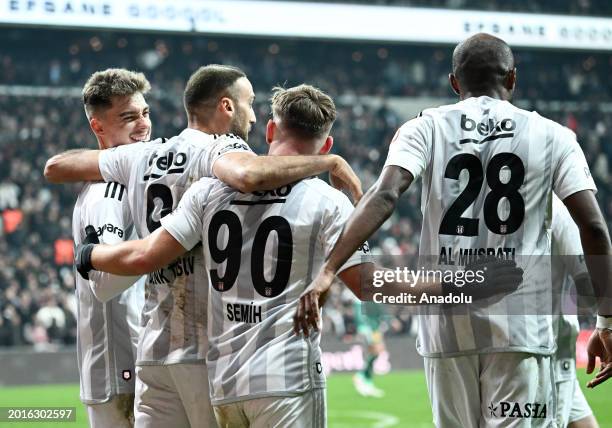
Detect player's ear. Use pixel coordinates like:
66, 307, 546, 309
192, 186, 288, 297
318, 136, 333, 155
449, 73, 461, 96
505, 68, 517, 91
220, 97, 234, 115
266, 119, 277, 145
90, 117, 104, 137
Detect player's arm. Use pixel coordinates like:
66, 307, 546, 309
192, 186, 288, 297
213, 151, 363, 202
563, 190, 612, 388
88, 227, 188, 276
552, 127, 612, 387
44, 149, 103, 183
79, 187, 142, 302
80, 178, 210, 277
295, 258, 523, 335
336, 263, 443, 301
321, 165, 413, 282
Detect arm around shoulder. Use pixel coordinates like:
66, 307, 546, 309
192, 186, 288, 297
44, 149, 103, 183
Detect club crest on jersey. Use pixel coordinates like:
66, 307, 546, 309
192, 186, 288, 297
459, 114, 516, 145
122, 370, 132, 381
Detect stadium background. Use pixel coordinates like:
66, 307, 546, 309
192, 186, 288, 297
0, 0, 611, 426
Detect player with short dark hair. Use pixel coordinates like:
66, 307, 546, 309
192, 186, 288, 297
75, 67, 151, 428
295, 33, 612, 427
76, 83, 522, 428
46, 65, 363, 427
74, 83, 367, 428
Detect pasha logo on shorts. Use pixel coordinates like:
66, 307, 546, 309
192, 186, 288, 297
489, 401, 547, 419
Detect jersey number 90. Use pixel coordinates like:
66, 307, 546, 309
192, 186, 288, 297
207, 210, 293, 298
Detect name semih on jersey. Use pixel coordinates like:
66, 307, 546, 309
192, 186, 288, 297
226, 302, 262, 323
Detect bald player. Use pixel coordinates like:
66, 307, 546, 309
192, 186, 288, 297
295, 33, 612, 427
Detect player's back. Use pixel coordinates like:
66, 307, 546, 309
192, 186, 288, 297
98, 128, 252, 364
99, 129, 249, 239
385, 96, 596, 357
414, 96, 585, 257
187, 177, 367, 404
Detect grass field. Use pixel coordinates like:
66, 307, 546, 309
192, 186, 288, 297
0, 370, 609, 427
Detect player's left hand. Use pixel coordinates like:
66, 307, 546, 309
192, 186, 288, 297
293, 267, 335, 336
75, 225, 99, 280
586, 328, 612, 388
329, 155, 363, 204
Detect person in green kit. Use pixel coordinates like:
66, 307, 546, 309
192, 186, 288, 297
352, 300, 387, 398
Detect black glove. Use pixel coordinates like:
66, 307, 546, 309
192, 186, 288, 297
443, 256, 523, 301
75, 225, 99, 280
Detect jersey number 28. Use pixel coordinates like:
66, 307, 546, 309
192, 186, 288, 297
439, 152, 525, 236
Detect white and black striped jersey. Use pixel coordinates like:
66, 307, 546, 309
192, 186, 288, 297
98, 128, 253, 365
161, 177, 370, 405
384, 96, 596, 357
73, 182, 145, 404
551, 196, 587, 363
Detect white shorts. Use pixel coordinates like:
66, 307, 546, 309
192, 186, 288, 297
556, 377, 593, 426
424, 352, 557, 428
213, 388, 326, 428
134, 364, 217, 428
86, 394, 134, 428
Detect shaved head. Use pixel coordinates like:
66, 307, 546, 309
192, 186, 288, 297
452, 33, 515, 96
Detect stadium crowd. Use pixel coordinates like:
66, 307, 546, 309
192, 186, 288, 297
2, 29, 612, 102
0, 29, 610, 347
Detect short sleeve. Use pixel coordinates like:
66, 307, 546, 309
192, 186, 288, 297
552, 127, 597, 201
99, 141, 148, 185
383, 115, 433, 180
321, 192, 373, 273
161, 180, 212, 251
199, 134, 255, 178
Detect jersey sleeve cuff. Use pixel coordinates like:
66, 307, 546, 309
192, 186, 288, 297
160, 217, 199, 251
383, 157, 422, 180
556, 184, 598, 202
337, 253, 374, 274
98, 150, 115, 183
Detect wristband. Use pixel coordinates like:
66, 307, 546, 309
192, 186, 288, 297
596, 315, 612, 330
76, 243, 96, 280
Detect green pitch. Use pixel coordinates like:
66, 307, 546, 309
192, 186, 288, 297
0, 370, 609, 427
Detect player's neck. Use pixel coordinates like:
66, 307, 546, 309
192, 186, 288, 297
187, 120, 229, 137
96, 137, 108, 150
268, 139, 317, 156
460, 88, 511, 101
